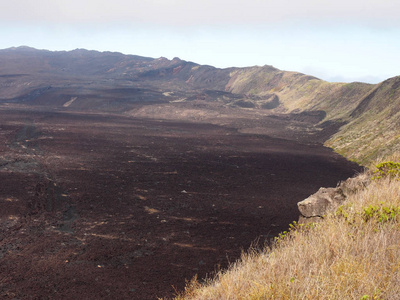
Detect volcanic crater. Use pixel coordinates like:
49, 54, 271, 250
0, 47, 362, 299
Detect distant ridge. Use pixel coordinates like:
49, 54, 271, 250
0, 46, 399, 163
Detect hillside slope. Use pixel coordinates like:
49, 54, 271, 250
326, 76, 400, 164
225, 66, 374, 119
175, 170, 400, 300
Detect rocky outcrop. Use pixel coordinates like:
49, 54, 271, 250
298, 174, 370, 223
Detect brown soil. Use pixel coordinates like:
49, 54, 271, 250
0, 106, 361, 299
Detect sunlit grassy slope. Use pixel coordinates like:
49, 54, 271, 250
228, 67, 400, 165
225, 66, 374, 119
174, 161, 400, 300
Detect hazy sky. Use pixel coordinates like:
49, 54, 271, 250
1, 0, 399, 83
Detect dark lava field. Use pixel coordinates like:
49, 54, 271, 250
0, 105, 361, 299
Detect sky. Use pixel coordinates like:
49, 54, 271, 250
1, 0, 399, 83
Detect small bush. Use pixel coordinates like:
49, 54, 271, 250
362, 204, 400, 223
372, 161, 400, 180
336, 203, 354, 224
274, 221, 317, 245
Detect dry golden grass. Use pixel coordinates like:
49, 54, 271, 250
175, 167, 400, 300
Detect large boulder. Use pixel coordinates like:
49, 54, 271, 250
297, 174, 370, 223
298, 187, 345, 218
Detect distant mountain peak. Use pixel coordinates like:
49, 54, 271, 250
7, 46, 39, 51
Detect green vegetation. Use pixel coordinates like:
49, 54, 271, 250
362, 204, 400, 223
372, 161, 400, 180
174, 161, 400, 299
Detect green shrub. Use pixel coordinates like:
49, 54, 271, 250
362, 204, 400, 223
336, 203, 354, 224
274, 221, 317, 245
372, 161, 400, 180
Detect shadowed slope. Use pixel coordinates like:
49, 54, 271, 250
326, 76, 400, 164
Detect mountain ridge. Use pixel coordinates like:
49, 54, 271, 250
1, 46, 398, 163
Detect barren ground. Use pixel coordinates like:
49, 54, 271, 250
0, 105, 361, 299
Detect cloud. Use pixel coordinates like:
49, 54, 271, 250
2, 0, 400, 27
300, 66, 383, 84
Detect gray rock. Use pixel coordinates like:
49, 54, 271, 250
338, 174, 369, 195
297, 174, 370, 223
298, 187, 345, 218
